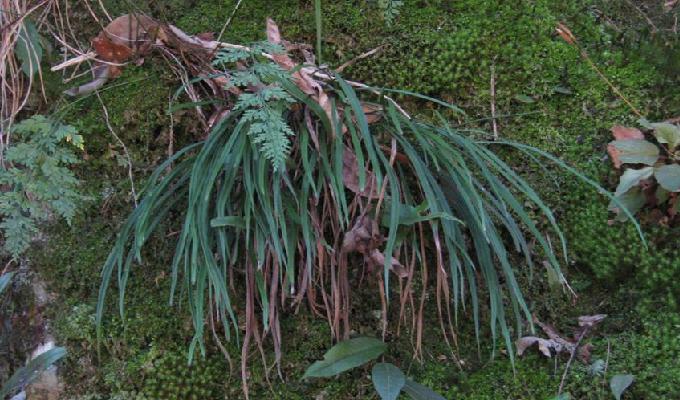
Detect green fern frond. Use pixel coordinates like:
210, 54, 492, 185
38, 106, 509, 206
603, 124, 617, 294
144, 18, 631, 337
0, 115, 86, 258
215, 44, 297, 171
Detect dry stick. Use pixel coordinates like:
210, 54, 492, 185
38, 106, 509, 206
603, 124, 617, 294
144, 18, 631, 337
96, 0, 113, 23
335, 44, 385, 73
602, 338, 611, 397
558, 327, 589, 395
489, 63, 499, 140
624, 0, 658, 34
579, 50, 642, 118
52, 23, 412, 121
214, 0, 244, 44
94, 91, 139, 207
556, 23, 642, 118
167, 94, 175, 168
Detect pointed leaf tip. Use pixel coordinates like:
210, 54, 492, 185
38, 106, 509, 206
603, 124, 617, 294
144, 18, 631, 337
372, 363, 405, 400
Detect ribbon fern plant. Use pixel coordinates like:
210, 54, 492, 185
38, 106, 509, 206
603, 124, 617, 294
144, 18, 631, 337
94, 18, 638, 396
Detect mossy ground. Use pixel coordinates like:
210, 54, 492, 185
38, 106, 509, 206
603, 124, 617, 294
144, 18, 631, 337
23, 0, 680, 399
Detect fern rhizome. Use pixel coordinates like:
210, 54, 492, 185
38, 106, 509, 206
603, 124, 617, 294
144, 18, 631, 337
94, 17, 637, 396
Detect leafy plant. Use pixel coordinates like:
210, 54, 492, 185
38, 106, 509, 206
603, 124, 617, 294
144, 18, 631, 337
212, 41, 297, 171
0, 115, 86, 258
303, 337, 445, 400
0, 271, 67, 398
96, 19, 636, 396
610, 374, 634, 400
607, 122, 680, 222
303, 337, 386, 378
0, 346, 67, 399
376, 0, 404, 24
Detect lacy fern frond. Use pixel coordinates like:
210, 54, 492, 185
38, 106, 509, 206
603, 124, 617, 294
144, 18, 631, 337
0, 115, 86, 258
214, 42, 296, 171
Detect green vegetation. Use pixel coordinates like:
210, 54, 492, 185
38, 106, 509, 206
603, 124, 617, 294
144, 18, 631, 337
606, 121, 680, 220
0, 116, 86, 258
2, 0, 677, 399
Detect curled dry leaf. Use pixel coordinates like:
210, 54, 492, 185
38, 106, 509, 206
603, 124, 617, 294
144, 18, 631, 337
342, 146, 378, 197
266, 18, 336, 134
519, 314, 606, 363
66, 14, 160, 96
341, 215, 405, 277
517, 336, 563, 357
578, 314, 607, 328
555, 22, 576, 45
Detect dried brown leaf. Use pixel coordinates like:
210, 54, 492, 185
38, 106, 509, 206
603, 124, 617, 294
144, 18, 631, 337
517, 336, 561, 358
611, 125, 644, 141
102, 14, 158, 48
342, 146, 377, 197
556, 22, 576, 45
607, 143, 623, 169
92, 34, 133, 63
578, 314, 607, 328
368, 249, 408, 278
362, 102, 383, 124
266, 18, 296, 70
265, 19, 336, 134
341, 216, 405, 277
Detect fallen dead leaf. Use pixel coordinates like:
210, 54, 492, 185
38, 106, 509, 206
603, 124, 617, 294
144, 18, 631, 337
341, 215, 405, 277
556, 22, 576, 45
611, 125, 644, 141
342, 146, 378, 197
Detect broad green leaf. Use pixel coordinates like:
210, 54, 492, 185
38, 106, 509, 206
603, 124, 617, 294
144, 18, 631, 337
372, 363, 405, 400
14, 20, 43, 78
303, 337, 387, 378
0, 272, 15, 295
0, 347, 66, 398
609, 187, 645, 222
610, 374, 634, 400
654, 164, 680, 192
402, 379, 446, 400
547, 395, 570, 400
609, 140, 659, 166
614, 167, 653, 196
514, 94, 535, 103
651, 123, 680, 150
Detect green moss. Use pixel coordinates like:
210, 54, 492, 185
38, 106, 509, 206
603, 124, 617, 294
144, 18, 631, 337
25, 0, 680, 399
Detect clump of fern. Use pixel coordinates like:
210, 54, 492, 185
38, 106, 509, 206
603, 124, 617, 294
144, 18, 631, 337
96, 25, 637, 397
0, 116, 86, 258
213, 42, 296, 171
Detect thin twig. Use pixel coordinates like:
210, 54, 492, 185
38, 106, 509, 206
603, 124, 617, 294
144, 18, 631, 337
556, 23, 643, 118
602, 338, 611, 396
624, 0, 658, 33
489, 62, 499, 140
558, 328, 588, 395
215, 0, 244, 44
335, 44, 385, 73
94, 90, 138, 207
